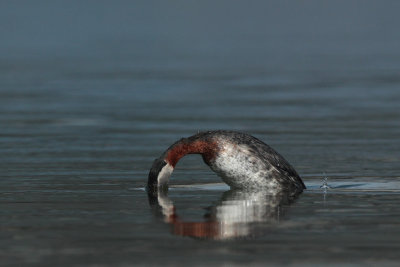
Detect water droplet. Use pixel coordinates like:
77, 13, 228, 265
320, 173, 331, 193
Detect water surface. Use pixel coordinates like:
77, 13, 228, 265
1, 1, 400, 266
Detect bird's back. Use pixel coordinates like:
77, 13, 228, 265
198, 131, 306, 192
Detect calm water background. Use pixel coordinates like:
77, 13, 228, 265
1, 1, 400, 266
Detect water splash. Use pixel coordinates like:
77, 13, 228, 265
320, 174, 331, 194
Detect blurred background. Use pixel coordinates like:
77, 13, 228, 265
1, 0, 399, 178
1, 1, 400, 265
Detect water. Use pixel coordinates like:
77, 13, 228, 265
1, 1, 400, 266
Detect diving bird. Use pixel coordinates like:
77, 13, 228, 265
147, 130, 305, 193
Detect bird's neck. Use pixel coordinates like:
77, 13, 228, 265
165, 139, 219, 167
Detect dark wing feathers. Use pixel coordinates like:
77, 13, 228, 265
187, 130, 305, 191
217, 131, 306, 190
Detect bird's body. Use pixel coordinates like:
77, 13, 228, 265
147, 131, 305, 194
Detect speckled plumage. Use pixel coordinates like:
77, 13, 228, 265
147, 130, 306, 193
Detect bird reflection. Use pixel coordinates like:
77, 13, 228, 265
147, 188, 300, 240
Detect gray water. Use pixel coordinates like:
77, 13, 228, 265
1, 1, 400, 266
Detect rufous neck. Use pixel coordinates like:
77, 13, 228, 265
165, 139, 218, 167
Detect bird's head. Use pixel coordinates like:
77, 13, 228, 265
147, 157, 174, 194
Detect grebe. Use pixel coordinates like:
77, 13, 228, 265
147, 130, 306, 193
